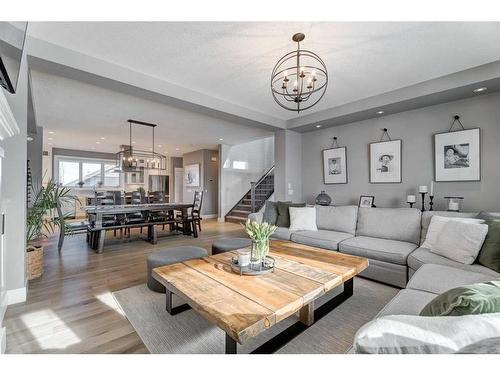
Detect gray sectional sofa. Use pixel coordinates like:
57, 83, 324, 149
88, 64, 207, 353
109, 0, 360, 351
249, 205, 500, 288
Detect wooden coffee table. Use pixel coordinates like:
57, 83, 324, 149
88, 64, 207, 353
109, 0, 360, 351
152, 239, 368, 354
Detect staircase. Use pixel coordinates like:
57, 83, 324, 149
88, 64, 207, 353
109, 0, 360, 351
225, 166, 274, 224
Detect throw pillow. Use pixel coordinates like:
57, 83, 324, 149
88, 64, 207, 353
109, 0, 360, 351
476, 211, 500, 221
276, 201, 306, 227
262, 201, 286, 225
421, 215, 484, 250
477, 219, 500, 273
354, 313, 500, 354
420, 281, 500, 316
289, 206, 318, 232
431, 220, 488, 264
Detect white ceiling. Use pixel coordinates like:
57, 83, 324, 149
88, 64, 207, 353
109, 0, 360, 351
31, 70, 273, 155
28, 22, 500, 121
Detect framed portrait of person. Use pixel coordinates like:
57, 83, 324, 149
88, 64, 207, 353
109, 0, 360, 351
434, 128, 481, 182
369, 139, 402, 183
358, 195, 375, 208
322, 146, 348, 184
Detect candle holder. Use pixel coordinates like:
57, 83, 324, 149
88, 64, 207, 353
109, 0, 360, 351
429, 195, 434, 211
420, 192, 427, 212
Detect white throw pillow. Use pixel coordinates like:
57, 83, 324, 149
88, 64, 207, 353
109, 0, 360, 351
289, 206, 318, 232
421, 215, 484, 250
354, 313, 500, 354
431, 220, 488, 264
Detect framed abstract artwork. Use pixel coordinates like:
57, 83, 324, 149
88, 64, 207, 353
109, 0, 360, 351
434, 128, 481, 182
322, 146, 348, 184
369, 139, 402, 183
184, 163, 200, 187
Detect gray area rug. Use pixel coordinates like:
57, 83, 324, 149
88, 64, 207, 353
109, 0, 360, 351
113, 277, 399, 354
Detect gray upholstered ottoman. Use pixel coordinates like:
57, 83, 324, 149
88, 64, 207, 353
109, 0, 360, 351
147, 246, 208, 293
211, 237, 252, 255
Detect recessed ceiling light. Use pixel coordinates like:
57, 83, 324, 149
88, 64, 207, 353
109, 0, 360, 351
473, 87, 487, 93
315, 125, 322, 128
96, 141, 100, 144
175, 148, 180, 151
48, 131, 55, 134
376, 110, 385, 115
47, 137, 53, 140
219, 138, 224, 141
158, 145, 162, 148
48, 143, 53, 146
100, 137, 105, 140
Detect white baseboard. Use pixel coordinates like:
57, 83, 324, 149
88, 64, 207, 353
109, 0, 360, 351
0, 327, 5, 354
217, 217, 225, 223
201, 214, 217, 219
7, 287, 26, 305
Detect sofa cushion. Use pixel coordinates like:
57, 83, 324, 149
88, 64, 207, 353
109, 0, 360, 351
276, 201, 306, 227
270, 227, 294, 241
407, 247, 500, 277
407, 264, 498, 295
262, 201, 283, 225
290, 230, 353, 251
477, 219, 500, 273
354, 312, 500, 354
356, 207, 421, 244
420, 281, 500, 317
339, 236, 417, 265
420, 210, 478, 244
377, 289, 436, 317
315, 205, 358, 235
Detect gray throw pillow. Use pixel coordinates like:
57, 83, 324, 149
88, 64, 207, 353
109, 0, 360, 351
262, 201, 285, 225
476, 211, 500, 221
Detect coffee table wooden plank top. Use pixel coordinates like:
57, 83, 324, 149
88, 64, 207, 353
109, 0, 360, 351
152, 240, 368, 344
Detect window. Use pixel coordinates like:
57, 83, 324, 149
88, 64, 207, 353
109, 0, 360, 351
56, 157, 121, 188
232, 161, 248, 170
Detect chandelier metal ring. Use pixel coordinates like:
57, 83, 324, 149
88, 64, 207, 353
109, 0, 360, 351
271, 33, 328, 113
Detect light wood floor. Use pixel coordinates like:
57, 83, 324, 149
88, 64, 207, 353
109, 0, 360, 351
4, 219, 246, 353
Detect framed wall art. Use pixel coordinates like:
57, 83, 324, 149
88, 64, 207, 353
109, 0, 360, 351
369, 139, 402, 183
184, 163, 200, 187
322, 146, 348, 184
434, 128, 481, 182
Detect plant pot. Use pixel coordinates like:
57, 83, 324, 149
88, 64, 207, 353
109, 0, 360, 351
26, 245, 44, 280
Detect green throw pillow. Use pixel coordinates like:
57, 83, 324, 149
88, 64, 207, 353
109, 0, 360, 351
420, 281, 500, 317
276, 201, 306, 228
263, 201, 290, 225
476, 219, 500, 273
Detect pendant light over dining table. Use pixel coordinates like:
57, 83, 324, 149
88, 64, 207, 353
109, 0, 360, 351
115, 119, 167, 172
271, 33, 328, 113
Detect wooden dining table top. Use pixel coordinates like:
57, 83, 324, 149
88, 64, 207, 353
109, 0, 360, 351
83, 202, 194, 214
152, 240, 369, 344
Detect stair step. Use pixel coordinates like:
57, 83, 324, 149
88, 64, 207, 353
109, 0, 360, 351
225, 215, 248, 223
231, 210, 251, 216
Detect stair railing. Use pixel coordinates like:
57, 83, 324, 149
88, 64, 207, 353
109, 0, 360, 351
250, 182, 256, 213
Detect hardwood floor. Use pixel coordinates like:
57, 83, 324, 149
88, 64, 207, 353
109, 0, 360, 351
4, 219, 246, 353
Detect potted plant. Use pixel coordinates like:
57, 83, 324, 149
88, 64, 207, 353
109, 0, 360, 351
26, 180, 76, 280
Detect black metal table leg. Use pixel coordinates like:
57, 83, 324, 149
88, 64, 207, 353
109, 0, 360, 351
165, 290, 192, 315
225, 334, 237, 354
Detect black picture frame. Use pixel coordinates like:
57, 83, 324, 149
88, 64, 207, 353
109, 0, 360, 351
369, 139, 402, 184
359, 195, 375, 208
433, 128, 481, 182
322, 146, 348, 184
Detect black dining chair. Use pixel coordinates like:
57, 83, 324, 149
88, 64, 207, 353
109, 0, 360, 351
176, 190, 203, 233
124, 190, 146, 236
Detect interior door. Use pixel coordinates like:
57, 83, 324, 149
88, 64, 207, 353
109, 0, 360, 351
174, 168, 183, 203
0, 147, 6, 353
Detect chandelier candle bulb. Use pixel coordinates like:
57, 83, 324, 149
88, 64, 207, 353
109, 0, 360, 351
419, 185, 428, 193
430, 181, 434, 196
407, 195, 416, 203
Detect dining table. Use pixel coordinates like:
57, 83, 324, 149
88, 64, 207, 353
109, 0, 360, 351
83, 202, 195, 253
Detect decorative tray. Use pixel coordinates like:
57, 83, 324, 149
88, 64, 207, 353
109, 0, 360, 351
230, 256, 275, 276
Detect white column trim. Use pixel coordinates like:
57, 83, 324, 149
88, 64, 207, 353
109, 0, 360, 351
7, 287, 26, 305
0, 89, 19, 140
0, 327, 5, 354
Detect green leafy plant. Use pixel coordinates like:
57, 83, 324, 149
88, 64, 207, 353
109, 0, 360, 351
26, 180, 78, 245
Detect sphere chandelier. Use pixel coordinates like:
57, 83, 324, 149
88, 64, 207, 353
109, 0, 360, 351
271, 33, 328, 113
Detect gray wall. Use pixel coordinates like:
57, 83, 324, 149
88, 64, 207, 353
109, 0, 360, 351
1, 46, 28, 293
302, 91, 500, 212
169, 157, 183, 202
27, 126, 43, 189
182, 149, 218, 216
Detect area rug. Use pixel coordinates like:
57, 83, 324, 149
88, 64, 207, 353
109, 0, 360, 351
113, 277, 399, 354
